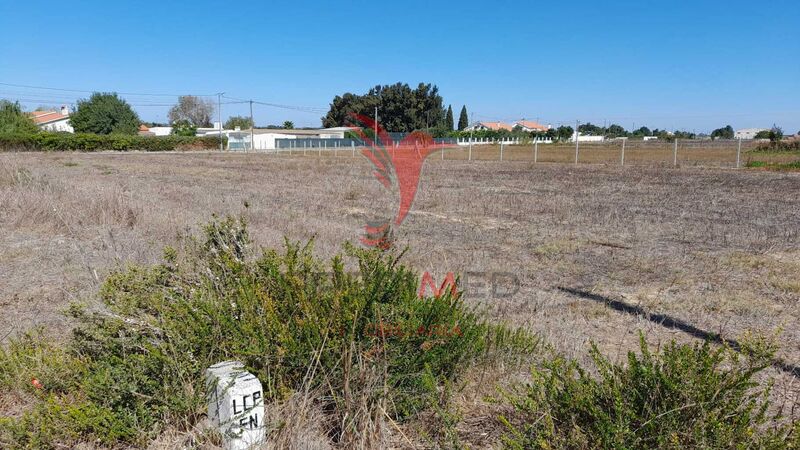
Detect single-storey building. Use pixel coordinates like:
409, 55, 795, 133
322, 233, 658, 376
200, 127, 354, 150
464, 121, 514, 132
513, 120, 550, 132
734, 128, 768, 140
31, 106, 73, 132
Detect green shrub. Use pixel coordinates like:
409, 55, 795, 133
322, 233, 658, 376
746, 160, 800, 171
752, 140, 800, 153
500, 334, 796, 449
0, 132, 225, 152
0, 100, 39, 134
1, 216, 536, 446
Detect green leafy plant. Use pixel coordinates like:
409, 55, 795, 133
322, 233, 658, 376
0, 100, 39, 134
170, 119, 197, 136
0, 132, 224, 151
1, 216, 536, 447
69, 93, 140, 135
499, 334, 796, 449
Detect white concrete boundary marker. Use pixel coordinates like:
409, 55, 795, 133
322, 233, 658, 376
206, 361, 265, 450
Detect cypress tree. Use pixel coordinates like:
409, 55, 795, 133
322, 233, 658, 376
458, 105, 469, 131
445, 105, 454, 131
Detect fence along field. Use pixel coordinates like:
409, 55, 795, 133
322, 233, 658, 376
262, 138, 796, 168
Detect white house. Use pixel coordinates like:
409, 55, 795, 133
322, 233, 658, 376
513, 120, 550, 132
734, 128, 768, 140
204, 127, 353, 150
464, 121, 513, 132
31, 106, 73, 133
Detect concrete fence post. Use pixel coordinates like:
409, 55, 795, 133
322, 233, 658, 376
468, 138, 473, 161
352, 141, 355, 157
621, 138, 626, 166
673, 139, 678, 167
736, 138, 742, 168
500, 142, 504, 161
534, 141, 538, 163
206, 361, 265, 450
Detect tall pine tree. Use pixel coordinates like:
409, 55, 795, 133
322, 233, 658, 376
445, 105, 454, 131
458, 105, 469, 130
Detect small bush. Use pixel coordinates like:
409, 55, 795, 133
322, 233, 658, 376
500, 334, 797, 449
0, 132, 225, 152
752, 140, 800, 153
0, 216, 536, 447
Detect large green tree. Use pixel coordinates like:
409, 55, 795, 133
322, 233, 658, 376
322, 82, 445, 132
445, 105, 454, 131
457, 105, 469, 131
556, 125, 574, 142
224, 116, 254, 130
605, 124, 627, 138
710, 125, 734, 140
0, 100, 39, 134
70, 93, 140, 135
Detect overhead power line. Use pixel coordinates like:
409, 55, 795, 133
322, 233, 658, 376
222, 95, 327, 115
0, 81, 217, 98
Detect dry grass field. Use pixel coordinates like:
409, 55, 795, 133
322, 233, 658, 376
1, 150, 799, 446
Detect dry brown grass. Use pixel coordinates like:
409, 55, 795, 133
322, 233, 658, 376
1, 150, 799, 446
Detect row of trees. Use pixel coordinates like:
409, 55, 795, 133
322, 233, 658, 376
1, 93, 301, 137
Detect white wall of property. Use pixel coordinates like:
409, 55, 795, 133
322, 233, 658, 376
40, 119, 74, 133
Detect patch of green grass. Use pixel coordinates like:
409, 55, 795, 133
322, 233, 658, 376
1, 216, 537, 447
499, 334, 798, 449
746, 160, 800, 171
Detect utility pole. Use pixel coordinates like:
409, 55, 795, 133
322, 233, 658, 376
217, 93, 224, 152
249, 100, 254, 152
574, 120, 580, 165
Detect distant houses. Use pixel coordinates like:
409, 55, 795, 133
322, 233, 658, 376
30, 106, 73, 133
464, 120, 551, 132
734, 128, 769, 140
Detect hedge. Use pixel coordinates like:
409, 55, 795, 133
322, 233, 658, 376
0, 133, 226, 152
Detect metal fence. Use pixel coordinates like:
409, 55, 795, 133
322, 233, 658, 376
243, 139, 778, 169
275, 136, 457, 150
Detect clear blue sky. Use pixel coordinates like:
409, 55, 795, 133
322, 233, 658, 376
1, 0, 798, 132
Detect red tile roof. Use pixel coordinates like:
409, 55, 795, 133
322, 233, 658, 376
31, 111, 69, 125
477, 121, 513, 131
515, 120, 548, 131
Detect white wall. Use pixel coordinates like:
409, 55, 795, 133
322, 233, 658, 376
571, 132, 605, 143
253, 133, 295, 150
40, 119, 74, 133
149, 127, 173, 136
734, 128, 767, 140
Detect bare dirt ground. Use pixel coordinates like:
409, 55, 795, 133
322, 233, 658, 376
1, 150, 799, 443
